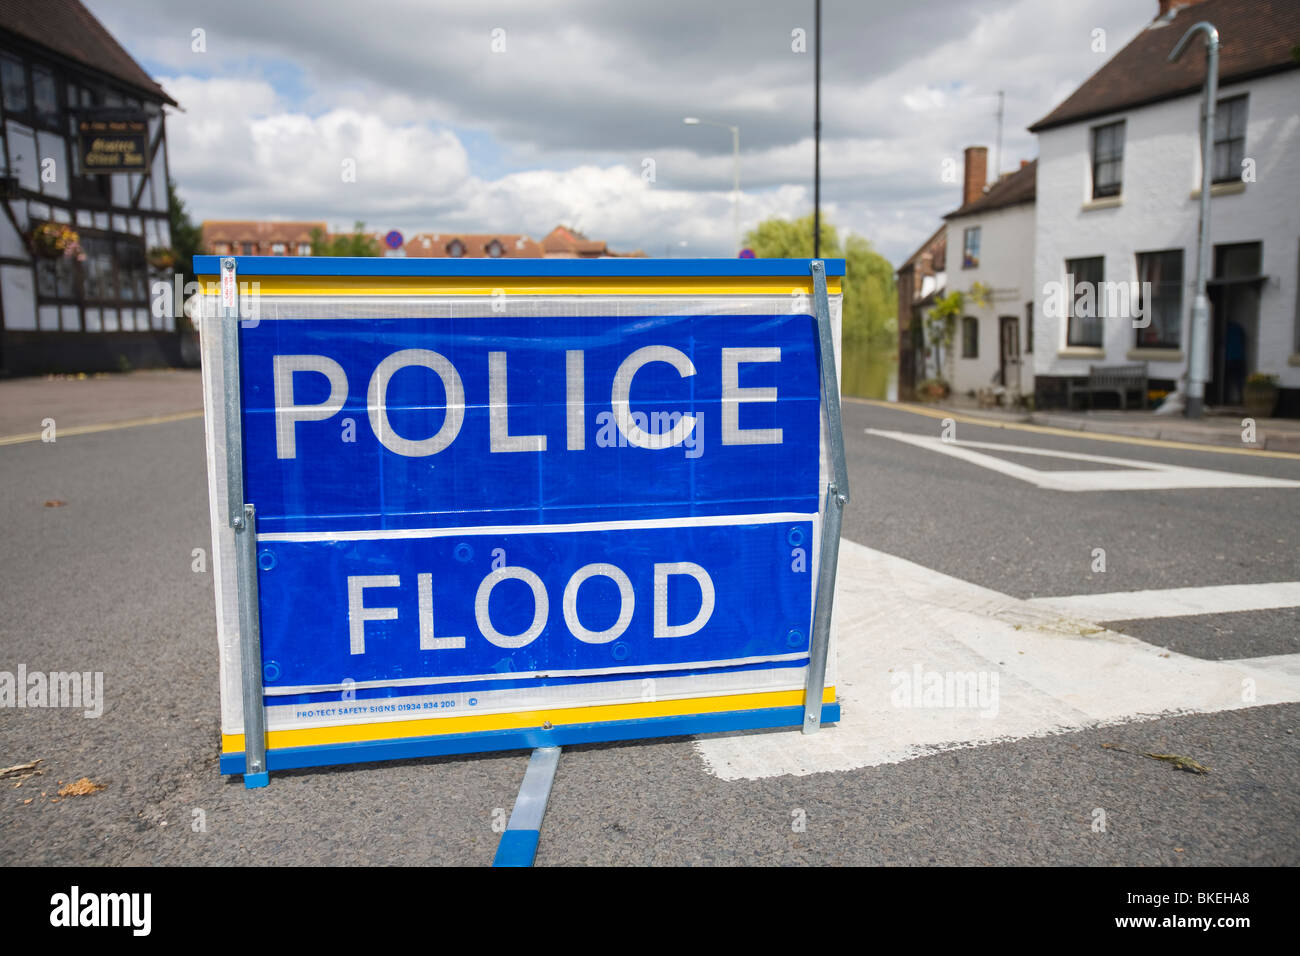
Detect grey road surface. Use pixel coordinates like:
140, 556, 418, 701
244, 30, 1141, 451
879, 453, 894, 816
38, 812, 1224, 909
1, 400, 1296, 865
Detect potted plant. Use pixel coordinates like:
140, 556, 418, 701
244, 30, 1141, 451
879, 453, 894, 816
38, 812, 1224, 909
917, 378, 950, 402
1244, 372, 1279, 418
28, 222, 85, 261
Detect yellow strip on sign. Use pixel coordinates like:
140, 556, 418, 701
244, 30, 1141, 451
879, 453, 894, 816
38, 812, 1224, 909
198, 275, 841, 297
221, 686, 837, 753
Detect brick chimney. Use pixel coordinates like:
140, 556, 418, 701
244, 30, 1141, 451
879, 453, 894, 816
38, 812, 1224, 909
1157, 0, 1204, 17
962, 146, 988, 206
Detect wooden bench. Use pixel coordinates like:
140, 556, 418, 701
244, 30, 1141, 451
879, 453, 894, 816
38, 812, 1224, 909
1066, 363, 1148, 410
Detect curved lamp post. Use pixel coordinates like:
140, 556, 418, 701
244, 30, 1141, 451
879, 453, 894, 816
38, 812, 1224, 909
1169, 20, 1219, 419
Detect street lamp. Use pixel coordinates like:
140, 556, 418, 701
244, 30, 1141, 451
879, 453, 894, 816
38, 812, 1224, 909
683, 116, 740, 255
1169, 19, 1220, 419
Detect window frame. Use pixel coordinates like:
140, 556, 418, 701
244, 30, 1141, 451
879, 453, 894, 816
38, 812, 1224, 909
962, 226, 980, 270
1091, 121, 1125, 199
961, 315, 979, 359
1066, 256, 1105, 347
1134, 249, 1184, 349
1212, 94, 1248, 185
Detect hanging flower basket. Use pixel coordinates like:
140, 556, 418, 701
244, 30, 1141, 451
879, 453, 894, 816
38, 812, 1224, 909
147, 246, 177, 270
29, 222, 85, 261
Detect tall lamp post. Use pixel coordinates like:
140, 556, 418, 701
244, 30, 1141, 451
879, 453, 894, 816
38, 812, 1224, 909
1169, 20, 1220, 419
684, 116, 740, 255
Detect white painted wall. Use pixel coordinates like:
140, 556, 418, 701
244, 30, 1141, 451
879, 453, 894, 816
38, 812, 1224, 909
1033, 67, 1300, 390
943, 199, 1036, 396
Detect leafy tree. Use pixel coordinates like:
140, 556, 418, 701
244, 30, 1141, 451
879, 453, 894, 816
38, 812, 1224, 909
310, 222, 380, 256
924, 282, 990, 383
743, 213, 840, 259
743, 214, 897, 398
167, 180, 203, 283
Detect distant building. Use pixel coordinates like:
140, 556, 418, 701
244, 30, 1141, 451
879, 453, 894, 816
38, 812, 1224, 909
402, 232, 544, 258
1029, 0, 1300, 413
895, 225, 946, 400
202, 220, 324, 257
539, 225, 644, 258
0, 0, 178, 376
941, 153, 1036, 401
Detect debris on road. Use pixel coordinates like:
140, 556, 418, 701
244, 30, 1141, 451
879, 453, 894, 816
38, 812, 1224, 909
1, 760, 43, 781
57, 777, 105, 797
1101, 743, 1211, 774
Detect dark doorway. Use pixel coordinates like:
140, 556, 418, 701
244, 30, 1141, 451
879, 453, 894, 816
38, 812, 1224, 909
999, 315, 1020, 394
1207, 242, 1263, 407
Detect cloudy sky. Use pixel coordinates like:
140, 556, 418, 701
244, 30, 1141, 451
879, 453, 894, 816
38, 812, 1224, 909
87, 0, 1156, 264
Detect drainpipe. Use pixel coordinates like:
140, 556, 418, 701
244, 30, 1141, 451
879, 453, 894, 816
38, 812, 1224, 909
1169, 20, 1219, 419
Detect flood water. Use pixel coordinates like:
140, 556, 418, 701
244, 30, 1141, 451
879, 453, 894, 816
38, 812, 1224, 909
842, 346, 898, 401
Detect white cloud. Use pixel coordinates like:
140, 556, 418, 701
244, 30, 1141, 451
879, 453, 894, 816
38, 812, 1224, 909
92, 0, 1156, 263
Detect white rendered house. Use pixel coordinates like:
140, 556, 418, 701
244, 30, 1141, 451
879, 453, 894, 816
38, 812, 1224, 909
942, 156, 1037, 401
1029, 0, 1300, 414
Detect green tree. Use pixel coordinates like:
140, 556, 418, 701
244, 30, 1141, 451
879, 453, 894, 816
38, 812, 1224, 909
924, 282, 990, 384
310, 222, 380, 256
742, 214, 897, 398
166, 180, 203, 283
743, 213, 840, 259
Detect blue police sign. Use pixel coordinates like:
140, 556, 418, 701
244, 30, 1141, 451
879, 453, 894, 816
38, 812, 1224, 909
197, 256, 847, 785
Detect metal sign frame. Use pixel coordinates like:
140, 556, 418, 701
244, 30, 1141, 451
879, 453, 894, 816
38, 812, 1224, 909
200, 255, 847, 788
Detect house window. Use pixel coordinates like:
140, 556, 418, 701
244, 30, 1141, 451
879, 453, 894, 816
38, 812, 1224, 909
31, 66, 59, 128
961, 316, 979, 358
82, 236, 116, 301
80, 235, 149, 306
1213, 95, 1248, 184
213, 243, 229, 255
35, 254, 77, 300
1091, 121, 1125, 199
1025, 301, 1033, 354
271, 243, 286, 255
240, 242, 255, 255
447, 239, 465, 257
1066, 256, 1104, 347
296, 243, 311, 256
1135, 250, 1183, 348
962, 227, 980, 269
1, 54, 27, 115
486, 240, 504, 258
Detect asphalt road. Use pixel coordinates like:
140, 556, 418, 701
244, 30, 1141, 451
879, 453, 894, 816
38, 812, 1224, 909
1, 401, 1297, 865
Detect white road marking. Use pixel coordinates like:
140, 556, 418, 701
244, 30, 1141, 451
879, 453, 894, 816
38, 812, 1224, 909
1025, 582, 1300, 621
693, 539, 1300, 781
865, 429, 1300, 492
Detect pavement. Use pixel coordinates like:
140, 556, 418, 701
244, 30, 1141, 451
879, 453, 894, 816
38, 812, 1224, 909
1, 379, 1297, 866
907, 395, 1300, 453
0, 370, 203, 443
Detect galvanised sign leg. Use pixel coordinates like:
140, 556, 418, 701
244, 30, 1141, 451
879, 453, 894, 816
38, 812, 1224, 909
803, 260, 849, 734
220, 256, 269, 787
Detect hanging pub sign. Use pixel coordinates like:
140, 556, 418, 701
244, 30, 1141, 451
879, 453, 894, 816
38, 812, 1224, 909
76, 109, 149, 173
195, 255, 849, 787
